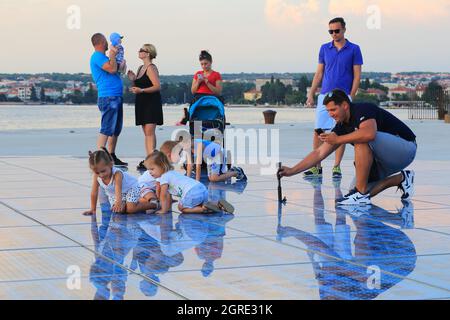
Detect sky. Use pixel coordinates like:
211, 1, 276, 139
1, 0, 450, 75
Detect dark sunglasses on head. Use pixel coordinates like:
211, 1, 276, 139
325, 91, 335, 99
139, 49, 149, 53
328, 29, 341, 35
324, 90, 350, 105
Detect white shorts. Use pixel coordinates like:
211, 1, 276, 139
315, 94, 352, 130
179, 184, 208, 209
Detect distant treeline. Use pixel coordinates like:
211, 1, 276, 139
0, 73, 92, 82
1, 72, 447, 106
0, 72, 398, 84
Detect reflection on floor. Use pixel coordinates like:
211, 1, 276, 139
277, 177, 417, 300
0, 157, 449, 300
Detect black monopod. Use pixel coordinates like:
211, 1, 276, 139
276, 162, 287, 242
277, 162, 287, 204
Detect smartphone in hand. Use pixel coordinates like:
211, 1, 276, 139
315, 129, 324, 135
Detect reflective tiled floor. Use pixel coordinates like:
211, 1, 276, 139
0, 156, 449, 300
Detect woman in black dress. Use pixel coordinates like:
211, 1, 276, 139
128, 44, 164, 170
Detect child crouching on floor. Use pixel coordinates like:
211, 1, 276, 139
193, 138, 247, 182
83, 148, 157, 215
138, 168, 160, 212
144, 150, 234, 214
160, 139, 247, 182
160, 140, 193, 177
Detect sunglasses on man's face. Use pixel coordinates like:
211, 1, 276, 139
139, 49, 149, 53
328, 29, 341, 35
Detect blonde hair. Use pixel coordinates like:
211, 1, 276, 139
145, 150, 174, 173
88, 147, 113, 168
142, 44, 157, 59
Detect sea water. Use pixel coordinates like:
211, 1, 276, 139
0, 104, 409, 131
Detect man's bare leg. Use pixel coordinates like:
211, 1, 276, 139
354, 143, 373, 194
313, 132, 322, 168
369, 173, 403, 198
334, 144, 346, 168
97, 133, 109, 150
313, 131, 344, 169
108, 135, 118, 154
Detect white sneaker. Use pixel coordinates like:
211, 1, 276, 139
399, 170, 415, 201
336, 188, 371, 206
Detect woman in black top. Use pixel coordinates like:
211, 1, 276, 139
128, 44, 164, 170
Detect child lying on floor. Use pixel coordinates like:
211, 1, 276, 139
160, 139, 247, 182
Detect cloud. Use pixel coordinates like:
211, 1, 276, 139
328, 0, 450, 21
265, 0, 450, 24
328, 0, 366, 16
265, 0, 320, 26
378, 0, 450, 20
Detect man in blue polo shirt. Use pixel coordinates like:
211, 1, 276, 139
279, 89, 417, 206
90, 33, 127, 166
305, 17, 363, 180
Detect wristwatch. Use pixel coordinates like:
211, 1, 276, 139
141, 88, 145, 93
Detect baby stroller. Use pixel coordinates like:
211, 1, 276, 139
188, 96, 230, 173
189, 96, 225, 138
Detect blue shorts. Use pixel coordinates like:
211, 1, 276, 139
368, 132, 417, 182
349, 132, 417, 190
179, 184, 208, 209
98, 96, 123, 137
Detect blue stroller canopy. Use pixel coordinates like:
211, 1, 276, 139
189, 96, 225, 120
